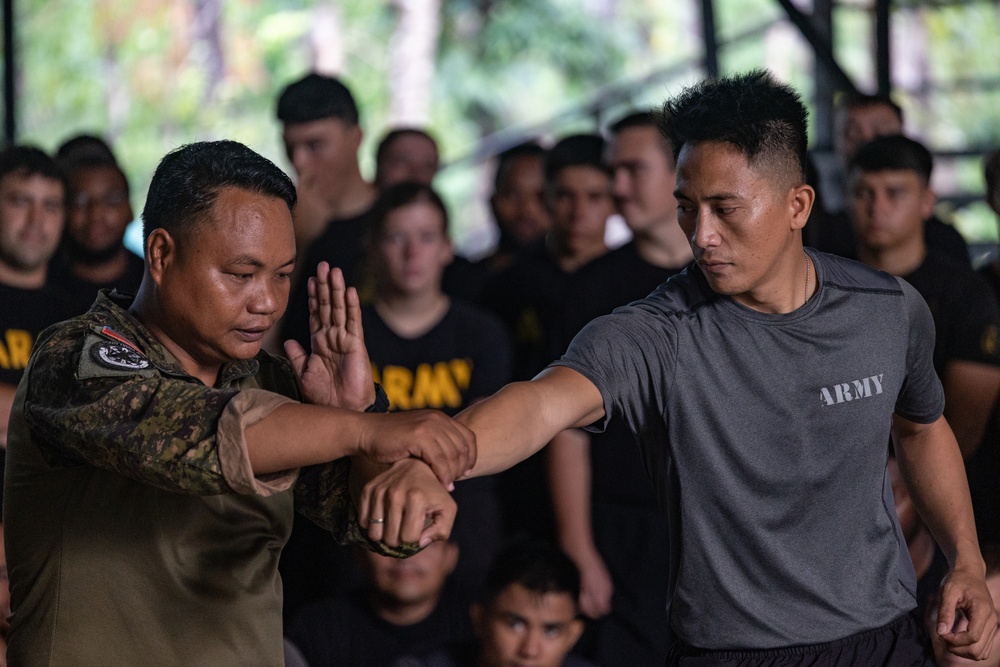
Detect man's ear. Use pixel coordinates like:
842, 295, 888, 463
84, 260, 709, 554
789, 183, 816, 232
920, 185, 938, 221
145, 228, 177, 287
349, 124, 363, 153
566, 617, 585, 647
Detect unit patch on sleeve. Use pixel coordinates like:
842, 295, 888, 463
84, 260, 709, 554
77, 326, 156, 379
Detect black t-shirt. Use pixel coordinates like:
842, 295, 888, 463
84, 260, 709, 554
0, 282, 74, 387
287, 588, 473, 667
479, 242, 574, 382
903, 253, 1000, 378
972, 265, 1000, 547
47, 250, 145, 316
558, 242, 686, 507
362, 301, 511, 416
282, 211, 371, 350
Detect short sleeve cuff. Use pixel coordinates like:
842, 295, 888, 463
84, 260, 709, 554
218, 388, 300, 496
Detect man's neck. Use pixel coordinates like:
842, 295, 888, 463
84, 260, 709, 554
375, 291, 450, 339
70, 248, 130, 284
549, 235, 606, 273
0, 262, 46, 289
858, 238, 926, 277
370, 591, 440, 627
128, 291, 221, 387
633, 216, 693, 269
327, 170, 376, 221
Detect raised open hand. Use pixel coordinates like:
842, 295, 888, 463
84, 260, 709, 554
285, 262, 375, 411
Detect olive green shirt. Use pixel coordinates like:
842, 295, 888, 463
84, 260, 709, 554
4, 292, 408, 666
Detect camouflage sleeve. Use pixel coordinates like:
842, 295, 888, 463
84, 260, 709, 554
22, 323, 296, 496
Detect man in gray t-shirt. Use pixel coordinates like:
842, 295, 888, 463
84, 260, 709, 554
358, 71, 998, 665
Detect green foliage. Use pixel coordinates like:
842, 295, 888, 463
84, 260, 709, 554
5, 0, 1000, 248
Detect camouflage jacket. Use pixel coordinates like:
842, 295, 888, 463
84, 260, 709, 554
4, 291, 412, 667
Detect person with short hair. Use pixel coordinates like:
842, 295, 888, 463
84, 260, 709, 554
817, 92, 969, 264
276, 72, 378, 350
0, 145, 73, 449
375, 128, 440, 188
4, 140, 474, 664
971, 147, 1000, 549
287, 539, 471, 667
48, 154, 144, 314
480, 134, 613, 542
394, 540, 595, 667
361, 182, 511, 595
480, 141, 552, 275
362, 70, 997, 665
849, 134, 1000, 461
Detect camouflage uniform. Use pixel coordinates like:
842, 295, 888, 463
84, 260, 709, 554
4, 291, 413, 666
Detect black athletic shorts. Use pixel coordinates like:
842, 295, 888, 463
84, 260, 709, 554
665, 612, 934, 667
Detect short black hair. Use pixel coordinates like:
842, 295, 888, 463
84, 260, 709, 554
544, 134, 609, 183
849, 134, 933, 184
658, 69, 809, 186
65, 155, 131, 197
365, 180, 450, 241
0, 145, 67, 194
481, 540, 580, 610
840, 92, 904, 125
276, 73, 359, 126
375, 127, 438, 166
141, 140, 296, 243
493, 141, 546, 192
55, 133, 118, 168
609, 109, 673, 166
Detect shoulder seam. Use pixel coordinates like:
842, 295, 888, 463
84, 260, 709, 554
823, 281, 903, 296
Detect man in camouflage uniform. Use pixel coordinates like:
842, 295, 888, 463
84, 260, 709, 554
3, 140, 474, 666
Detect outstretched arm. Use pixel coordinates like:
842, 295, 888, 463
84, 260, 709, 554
892, 413, 998, 660
456, 366, 605, 477
358, 366, 604, 547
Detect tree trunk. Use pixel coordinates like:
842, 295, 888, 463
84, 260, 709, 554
388, 0, 441, 126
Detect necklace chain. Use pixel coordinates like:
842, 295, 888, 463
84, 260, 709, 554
804, 251, 811, 307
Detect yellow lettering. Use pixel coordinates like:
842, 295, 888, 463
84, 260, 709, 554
1, 329, 33, 369
982, 325, 998, 357
381, 365, 413, 411
7, 330, 32, 368
411, 362, 462, 410
450, 358, 472, 390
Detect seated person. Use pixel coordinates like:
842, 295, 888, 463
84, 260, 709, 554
286, 540, 471, 667
926, 544, 1000, 667
395, 540, 596, 667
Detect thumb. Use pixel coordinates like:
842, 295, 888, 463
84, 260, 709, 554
284, 339, 308, 378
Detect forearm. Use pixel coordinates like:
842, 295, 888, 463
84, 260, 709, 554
893, 415, 983, 572
246, 402, 371, 474
548, 429, 597, 554
942, 360, 1000, 459
456, 367, 604, 478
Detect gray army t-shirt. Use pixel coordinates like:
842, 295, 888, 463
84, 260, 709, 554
553, 249, 943, 650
